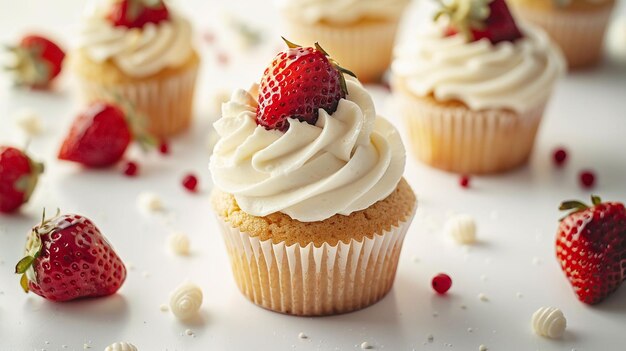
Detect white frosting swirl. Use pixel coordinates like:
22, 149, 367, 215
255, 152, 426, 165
169, 282, 203, 320
209, 77, 406, 222
77, 12, 193, 77
392, 25, 565, 113
275, 0, 410, 25
532, 307, 567, 338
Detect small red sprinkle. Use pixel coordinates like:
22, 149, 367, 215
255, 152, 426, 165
159, 140, 169, 155
579, 170, 596, 189
553, 148, 568, 167
432, 273, 452, 294
459, 175, 470, 188
123, 161, 139, 177
217, 52, 229, 66
203, 31, 215, 44
182, 173, 199, 192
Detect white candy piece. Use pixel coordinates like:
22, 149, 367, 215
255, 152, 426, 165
104, 342, 137, 351
15, 109, 43, 136
168, 232, 190, 256
137, 192, 164, 212
532, 307, 567, 339
445, 214, 477, 244
170, 282, 203, 320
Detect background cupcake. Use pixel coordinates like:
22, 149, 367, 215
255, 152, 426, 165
509, 0, 616, 69
275, 0, 411, 83
392, 0, 565, 174
209, 41, 416, 316
73, 0, 199, 137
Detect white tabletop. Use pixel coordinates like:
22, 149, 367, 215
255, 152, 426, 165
1, 1, 626, 350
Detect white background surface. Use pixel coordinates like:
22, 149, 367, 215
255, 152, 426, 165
1, 1, 626, 350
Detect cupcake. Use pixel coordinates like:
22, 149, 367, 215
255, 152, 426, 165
73, 0, 199, 137
509, 0, 616, 69
392, 0, 565, 174
209, 40, 416, 316
275, 0, 411, 83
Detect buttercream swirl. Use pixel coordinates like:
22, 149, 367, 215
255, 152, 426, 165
77, 12, 193, 78
392, 25, 565, 113
275, 0, 410, 25
209, 77, 405, 222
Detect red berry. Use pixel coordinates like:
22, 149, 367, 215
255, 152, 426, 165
58, 102, 132, 168
553, 148, 568, 167
108, 0, 170, 29
159, 140, 169, 155
15, 213, 127, 302
0, 147, 44, 213
182, 174, 198, 192
123, 161, 139, 177
556, 196, 626, 304
255, 38, 354, 131
459, 175, 470, 188
441, 0, 523, 44
432, 273, 452, 294
580, 170, 596, 189
6, 35, 65, 88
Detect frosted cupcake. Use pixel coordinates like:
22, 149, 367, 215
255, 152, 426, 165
275, 0, 410, 83
209, 40, 416, 316
509, 0, 616, 69
73, 0, 199, 137
392, 0, 565, 174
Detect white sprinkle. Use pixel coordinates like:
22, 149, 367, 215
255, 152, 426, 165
185, 329, 194, 336
360, 342, 373, 349
432, 312, 439, 318
168, 232, 190, 256
142, 271, 150, 278
532, 257, 543, 265
460, 305, 467, 310
15, 108, 43, 136
516, 292, 524, 299
427, 334, 434, 343
467, 328, 473, 333
478, 293, 489, 302
137, 192, 164, 212
479, 345, 488, 351
298, 332, 308, 339
62, 346, 68, 349
45, 341, 50, 344
446, 214, 477, 244
127, 262, 135, 270
159, 304, 169, 312
411, 255, 420, 263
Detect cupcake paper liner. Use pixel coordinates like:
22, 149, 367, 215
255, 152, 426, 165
215, 209, 415, 316
283, 18, 400, 83
396, 88, 546, 174
514, 5, 615, 69
78, 65, 199, 137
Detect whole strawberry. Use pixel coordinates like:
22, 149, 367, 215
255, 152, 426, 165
256, 38, 356, 131
556, 195, 626, 304
0, 147, 44, 213
15, 212, 127, 302
4, 35, 65, 88
58, 103, 133, 168
436, 0, 523, 44
108, 0, 170, 29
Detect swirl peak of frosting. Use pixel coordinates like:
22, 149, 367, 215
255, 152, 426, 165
392, 24, 565, 113
275, 0, 410, 25
209, 77, 406, 222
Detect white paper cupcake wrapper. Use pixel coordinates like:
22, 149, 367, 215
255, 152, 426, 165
215, 209, 415, 316
513, 5, 614, 68
78, 66, 199, 137
282, 18, 400, 82
396, 88, 547, 174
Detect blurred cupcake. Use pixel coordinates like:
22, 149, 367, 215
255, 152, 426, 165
392, 0, 565, 174
73, 0, 199, 137
275, 0, 411, 83
509, 0, 616, 69
209, 40, 416, 316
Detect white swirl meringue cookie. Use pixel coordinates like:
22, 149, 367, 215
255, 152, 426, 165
104, 342, 138, 351
532, 307, 567, 338
445, 214, 477, 244
168, 232, 190, 256
169, 282, 203, 320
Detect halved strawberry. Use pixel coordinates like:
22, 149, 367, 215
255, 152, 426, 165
4, 35, 65, 88
556, 195, 626, 304
108, 0, 170, 29
255, 38, 356, 131
0, 146, 44, 213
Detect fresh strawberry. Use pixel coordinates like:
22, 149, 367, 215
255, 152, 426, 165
58, 103, 132, 168
436, 0, 523, 44
556, 195, 626, 305
255, 38, 356, 131
15, 212, 127, 302
108, 0, 170, 29
0, 147, 44, 213
4, 35, 65, 88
